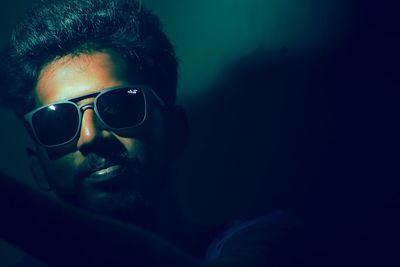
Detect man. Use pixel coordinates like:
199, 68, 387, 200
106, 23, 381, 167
0, 0, 298, 266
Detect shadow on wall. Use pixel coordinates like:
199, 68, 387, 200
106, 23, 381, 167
178, 1, 400, 266
179, 46, 335, 224
178, 0, 399, 264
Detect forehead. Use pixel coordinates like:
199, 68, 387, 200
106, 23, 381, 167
34, 50, 142, 105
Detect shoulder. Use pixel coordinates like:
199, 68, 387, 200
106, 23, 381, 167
205, 211, 302, 266
14, 255, 50, 267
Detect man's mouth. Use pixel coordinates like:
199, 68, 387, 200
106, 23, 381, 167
75, 155, 142, 191
85, 165, 126, 183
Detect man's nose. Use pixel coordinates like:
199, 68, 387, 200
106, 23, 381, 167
77, 109, 110, 153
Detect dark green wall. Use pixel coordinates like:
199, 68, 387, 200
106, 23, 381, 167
144, 0, 350, 100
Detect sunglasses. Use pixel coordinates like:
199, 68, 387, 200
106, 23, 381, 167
24, 85, 165, 148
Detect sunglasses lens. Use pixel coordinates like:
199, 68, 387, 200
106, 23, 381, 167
32, 103, 79, 146
97, 88, 146, 128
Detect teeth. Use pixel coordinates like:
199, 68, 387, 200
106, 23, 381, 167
95, 165, 120, 175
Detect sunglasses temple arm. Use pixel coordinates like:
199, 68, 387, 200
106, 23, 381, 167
150, 89, 166, 106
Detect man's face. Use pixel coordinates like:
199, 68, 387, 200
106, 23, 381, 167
32, 50, 170, 224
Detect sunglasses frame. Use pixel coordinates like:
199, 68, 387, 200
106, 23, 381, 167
24, 85, 165, 148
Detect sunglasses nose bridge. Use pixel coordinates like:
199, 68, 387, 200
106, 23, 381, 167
76, 103, 108, 150
78, 102, 98, 124
80, 103, 94, 112
79, 102, 105, 130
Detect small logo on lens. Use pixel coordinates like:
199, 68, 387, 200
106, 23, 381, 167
127, 89, 138, 94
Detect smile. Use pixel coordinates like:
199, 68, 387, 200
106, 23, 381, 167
84, 164, 126, 184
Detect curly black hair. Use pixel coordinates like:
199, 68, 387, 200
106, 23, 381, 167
1, 0, 178, 117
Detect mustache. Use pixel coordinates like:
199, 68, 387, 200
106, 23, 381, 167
75, 152, 142, 180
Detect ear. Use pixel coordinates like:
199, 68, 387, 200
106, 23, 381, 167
26, 143, 51, 192
163, 105, 189, 160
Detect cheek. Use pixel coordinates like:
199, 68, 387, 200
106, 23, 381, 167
116, 136, 153, 164
116, 111, 167, 162
116, 122, 168, 177
38, 149, 81, 193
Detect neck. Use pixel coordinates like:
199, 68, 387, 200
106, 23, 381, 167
150, 181, 187, 245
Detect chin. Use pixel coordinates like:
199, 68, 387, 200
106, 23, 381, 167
79, 188, 155, 227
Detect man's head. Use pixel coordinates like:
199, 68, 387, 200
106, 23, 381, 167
1, 0, 186, 226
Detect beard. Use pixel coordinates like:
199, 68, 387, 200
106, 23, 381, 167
77, 185, 154, 228
70, 153, 166, 229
